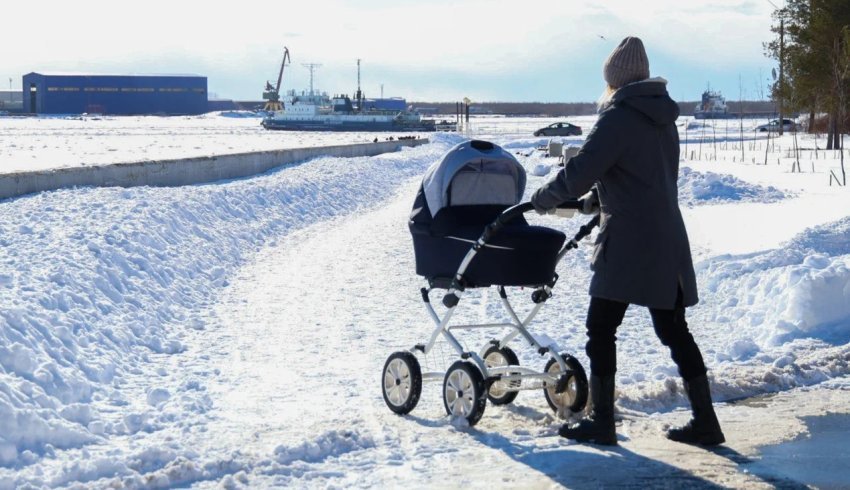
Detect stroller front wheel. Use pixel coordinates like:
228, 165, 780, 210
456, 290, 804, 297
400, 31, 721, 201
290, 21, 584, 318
382, 352, 422, 415
483, 345, 521, 405
543, 354, 589, 415
443, 361, 487, 426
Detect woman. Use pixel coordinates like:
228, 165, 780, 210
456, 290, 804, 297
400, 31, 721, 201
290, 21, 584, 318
531, 37, 724, 446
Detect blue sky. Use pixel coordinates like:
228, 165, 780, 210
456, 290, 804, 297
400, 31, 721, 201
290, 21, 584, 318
1, 0, 778, 102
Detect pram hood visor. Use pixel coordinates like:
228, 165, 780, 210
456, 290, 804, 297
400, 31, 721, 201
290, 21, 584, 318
421, 140, 526, 218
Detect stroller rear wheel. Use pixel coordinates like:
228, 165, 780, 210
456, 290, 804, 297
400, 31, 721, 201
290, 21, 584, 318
443, 361, 487, 426
382, 352, 422, 415
543, 354, 588, 415
483, 345, 521, 405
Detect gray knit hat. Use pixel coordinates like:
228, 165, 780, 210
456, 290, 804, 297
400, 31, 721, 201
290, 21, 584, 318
603, 37, 650, 88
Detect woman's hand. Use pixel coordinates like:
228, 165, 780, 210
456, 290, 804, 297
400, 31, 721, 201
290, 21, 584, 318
579, 188, 600, 215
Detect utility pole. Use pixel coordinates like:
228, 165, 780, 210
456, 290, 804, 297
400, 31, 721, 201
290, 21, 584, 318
302, 63, 322, 96
779, 14, 785, 136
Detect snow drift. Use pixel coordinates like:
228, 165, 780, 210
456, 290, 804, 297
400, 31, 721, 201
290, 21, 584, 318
678, 166, 788, 206
0, 134, 461, 469
699, 217, 850, 347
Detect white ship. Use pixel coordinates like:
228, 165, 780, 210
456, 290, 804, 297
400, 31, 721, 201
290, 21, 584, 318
262, 90, 435, 132
694, 89, 729, 119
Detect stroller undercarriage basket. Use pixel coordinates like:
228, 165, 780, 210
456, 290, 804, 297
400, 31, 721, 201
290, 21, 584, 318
381, 140, 599, 426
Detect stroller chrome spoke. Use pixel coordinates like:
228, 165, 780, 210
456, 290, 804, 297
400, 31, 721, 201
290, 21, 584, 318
446, 390, 457, 410
461, 396, 472, 415
452, 398, 467, 416
388, 386, 400, 405
447, 374, 461, 393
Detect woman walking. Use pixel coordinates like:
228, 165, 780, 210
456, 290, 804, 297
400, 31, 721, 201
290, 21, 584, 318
531, 37, 725, 446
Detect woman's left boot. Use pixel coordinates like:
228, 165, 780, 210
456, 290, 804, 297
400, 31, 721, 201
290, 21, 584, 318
666, 375, 725, 446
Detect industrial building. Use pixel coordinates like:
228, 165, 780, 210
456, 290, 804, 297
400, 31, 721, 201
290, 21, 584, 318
21, 73, 208, 115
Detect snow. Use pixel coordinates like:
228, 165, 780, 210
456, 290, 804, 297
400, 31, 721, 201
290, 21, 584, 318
0, 113, 417, 173
0, 114, 849, 487
678, 166, 789, 205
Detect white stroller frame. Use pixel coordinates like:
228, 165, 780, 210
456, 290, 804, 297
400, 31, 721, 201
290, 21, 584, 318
382, 200, 600, 426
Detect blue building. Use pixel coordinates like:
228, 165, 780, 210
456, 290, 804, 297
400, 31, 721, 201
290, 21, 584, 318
21, 73, 208, 115
361, 98, 407, 112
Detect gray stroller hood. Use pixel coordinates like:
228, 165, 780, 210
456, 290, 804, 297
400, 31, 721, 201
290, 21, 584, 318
421, 140, 526, 217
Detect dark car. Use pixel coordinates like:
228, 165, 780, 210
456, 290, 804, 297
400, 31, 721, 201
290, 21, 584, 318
755, 118, 797, 133
533, 122, 582, 137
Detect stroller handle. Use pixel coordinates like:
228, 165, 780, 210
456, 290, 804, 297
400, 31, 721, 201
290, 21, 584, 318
483, 200, 582, 242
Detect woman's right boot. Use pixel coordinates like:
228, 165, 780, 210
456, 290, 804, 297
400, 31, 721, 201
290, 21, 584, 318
666, 375, 725, 446
559, 375, 617, 445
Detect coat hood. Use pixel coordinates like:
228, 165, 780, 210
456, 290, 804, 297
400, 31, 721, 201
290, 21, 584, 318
610, 77, 679, 126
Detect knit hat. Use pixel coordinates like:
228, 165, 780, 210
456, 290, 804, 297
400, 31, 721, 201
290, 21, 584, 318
603, 37, 650, 88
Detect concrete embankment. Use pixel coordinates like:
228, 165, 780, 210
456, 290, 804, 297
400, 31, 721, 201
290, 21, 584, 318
0, 138, 428, 200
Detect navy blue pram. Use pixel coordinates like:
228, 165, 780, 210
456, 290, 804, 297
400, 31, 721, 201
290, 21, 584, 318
381, 140, 596, 427
409, 140, 566, 288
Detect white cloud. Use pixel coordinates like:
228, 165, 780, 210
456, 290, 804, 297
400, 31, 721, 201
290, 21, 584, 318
1, 0, 776, 99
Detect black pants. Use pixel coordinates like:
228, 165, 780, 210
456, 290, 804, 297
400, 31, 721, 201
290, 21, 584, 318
584, 289, 707, 382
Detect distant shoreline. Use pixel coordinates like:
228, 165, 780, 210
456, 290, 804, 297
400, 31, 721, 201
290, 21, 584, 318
198, 99, 780, 118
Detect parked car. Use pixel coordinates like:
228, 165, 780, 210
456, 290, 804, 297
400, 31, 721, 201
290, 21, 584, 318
533, 122, 582, 137
755, 119, 797, 133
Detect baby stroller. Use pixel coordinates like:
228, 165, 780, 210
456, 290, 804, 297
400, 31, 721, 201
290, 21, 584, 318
381, 140, 599, 426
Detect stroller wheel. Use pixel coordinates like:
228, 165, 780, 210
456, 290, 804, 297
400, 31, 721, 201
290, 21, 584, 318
443, 361, 487, 426
543, 354, 588, 415
382, 352, 422, 415
483, 345, 520, 405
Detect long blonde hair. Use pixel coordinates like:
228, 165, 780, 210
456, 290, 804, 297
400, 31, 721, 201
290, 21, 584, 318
597, 85, 617, 111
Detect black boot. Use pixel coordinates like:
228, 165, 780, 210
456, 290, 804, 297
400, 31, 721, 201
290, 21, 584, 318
666, 375, 725, 446
559, 375, 617, 445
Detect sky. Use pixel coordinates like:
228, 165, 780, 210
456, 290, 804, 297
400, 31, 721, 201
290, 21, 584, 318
0, 0, 780, 103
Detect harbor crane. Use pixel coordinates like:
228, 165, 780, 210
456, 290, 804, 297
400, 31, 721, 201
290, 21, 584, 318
263, 47, 291, 112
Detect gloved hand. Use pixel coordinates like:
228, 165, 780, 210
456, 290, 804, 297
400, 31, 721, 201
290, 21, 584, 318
578, 188, 600, 215
531, 185, 556, 214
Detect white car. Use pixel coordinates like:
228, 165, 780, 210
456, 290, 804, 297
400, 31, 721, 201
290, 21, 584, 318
755, 119, 797, 132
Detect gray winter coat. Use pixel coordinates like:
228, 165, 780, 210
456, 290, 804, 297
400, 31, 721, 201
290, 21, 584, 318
531, 78, 697, 309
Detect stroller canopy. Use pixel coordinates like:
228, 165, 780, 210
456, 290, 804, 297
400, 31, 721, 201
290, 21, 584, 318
421, 140, 526, 218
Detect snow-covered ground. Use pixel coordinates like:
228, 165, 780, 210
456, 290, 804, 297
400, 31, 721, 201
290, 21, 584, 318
1, 116, 849, 488
0, 113, 412, 173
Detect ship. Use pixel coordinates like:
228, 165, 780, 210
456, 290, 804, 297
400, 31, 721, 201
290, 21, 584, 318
693, 89, 729, 119
261, 91, 436, 132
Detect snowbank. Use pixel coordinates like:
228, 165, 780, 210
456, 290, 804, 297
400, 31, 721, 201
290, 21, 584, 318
698, 219, 850, 347
678, 166, 789, 206
0, 133, 460, 469
613, 217, 850, 413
